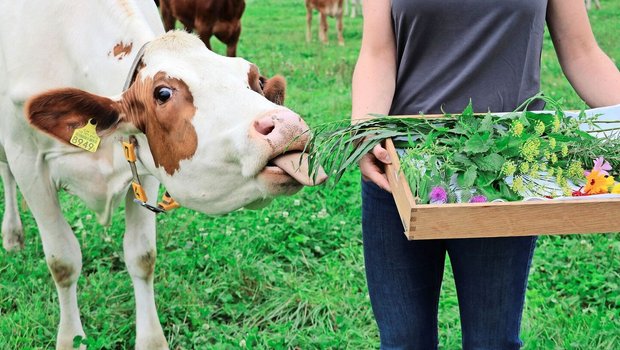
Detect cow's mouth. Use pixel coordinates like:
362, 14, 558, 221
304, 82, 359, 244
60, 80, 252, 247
264, 151, 327, 186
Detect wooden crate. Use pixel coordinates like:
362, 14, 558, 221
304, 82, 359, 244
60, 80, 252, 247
384, 138, 620, 240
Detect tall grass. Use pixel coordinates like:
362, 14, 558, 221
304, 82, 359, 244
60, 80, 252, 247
1, 0, 619, 349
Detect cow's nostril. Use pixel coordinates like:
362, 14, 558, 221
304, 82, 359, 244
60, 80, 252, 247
254, 117, 276, 136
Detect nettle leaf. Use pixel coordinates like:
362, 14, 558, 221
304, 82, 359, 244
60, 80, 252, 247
525, 111, 554, 126
457, 165, 478, 188
475, 171, 498, 187
478, 114, 494, 133
474, 153, 505, 172
463, 132, 491, 154
462, 99, 474, 117
499, 182, 520, 201
453, 153, 474, 167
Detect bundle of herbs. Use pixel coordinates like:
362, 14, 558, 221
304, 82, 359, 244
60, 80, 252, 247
306, 94, 620, 204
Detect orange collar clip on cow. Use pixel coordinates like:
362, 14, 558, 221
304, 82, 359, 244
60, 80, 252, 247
122, 137, 181, 213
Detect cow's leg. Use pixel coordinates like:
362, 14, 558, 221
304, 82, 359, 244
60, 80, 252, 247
217, 24, 241, 57
306, 8, 313, 42
1, 163, 24, 251
319, 12, 328, 44
195, 23, 214, 51
6, 150, 85, 349
159, 0, 176, 31
336, 12, 344, 46
123, 175, 168, 350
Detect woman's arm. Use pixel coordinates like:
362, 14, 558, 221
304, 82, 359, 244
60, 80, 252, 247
351, 0, 397, 190
547, 0, 620, 107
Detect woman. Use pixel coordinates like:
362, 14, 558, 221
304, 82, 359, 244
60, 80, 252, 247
351, 1, 620, 349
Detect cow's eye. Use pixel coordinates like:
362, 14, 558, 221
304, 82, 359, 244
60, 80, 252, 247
154, 86, 173, 104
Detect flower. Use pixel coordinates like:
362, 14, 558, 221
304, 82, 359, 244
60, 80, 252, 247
520, 138, 541, 162
585, 156, 612, 176
501, 161, 517, 176
534, 120, 545, 136
583, 170, 615, 195
469, 195, 488, 203
552, 115, 561, 133
550, 153, 558, 164
511, 121, 524, 136
567, 161, 584, 180
511, 176, 524, 192
429, 186, 448, 204
548, 137, 557, 150
612, 183, 620, 194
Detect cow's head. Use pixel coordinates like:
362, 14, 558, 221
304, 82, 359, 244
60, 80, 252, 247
26, 31, 325, 214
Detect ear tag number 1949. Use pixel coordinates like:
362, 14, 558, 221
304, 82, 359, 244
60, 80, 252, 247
70, 118, 101, 152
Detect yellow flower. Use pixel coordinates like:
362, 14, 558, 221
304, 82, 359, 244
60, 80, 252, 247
548, 137, 557, 150
512, 121, 524, 136
519, 162, 530, 173
612, 183, 620, 194
584, 170, 615, 195
567, 161, 584, 179
511, 176, 524, 192
552, 115, 561, 133
534, 120, 545, 136
521, 138, 541, 162
502, 161, 516, 176
561, 144, 569, 157
550, 153, 558, 164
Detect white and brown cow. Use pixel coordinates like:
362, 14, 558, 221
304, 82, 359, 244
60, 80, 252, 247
0, 1, 324, 349
305, 0, 345, 46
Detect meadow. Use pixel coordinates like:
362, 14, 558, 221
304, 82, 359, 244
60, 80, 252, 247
1, 0, 619, 349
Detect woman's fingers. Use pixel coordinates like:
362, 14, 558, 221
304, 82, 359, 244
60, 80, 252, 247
359, 152, 392, 192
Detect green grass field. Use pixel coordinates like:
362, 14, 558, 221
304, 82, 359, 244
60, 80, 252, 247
1, 0, 619, 349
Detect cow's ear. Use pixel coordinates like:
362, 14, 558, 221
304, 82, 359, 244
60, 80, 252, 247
26, 88, 121, 145
263, 75, 286, 105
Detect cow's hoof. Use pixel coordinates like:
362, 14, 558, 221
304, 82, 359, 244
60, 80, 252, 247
2, 228, 24, 251
57, 336, 86, 350
135, 336, 169, 350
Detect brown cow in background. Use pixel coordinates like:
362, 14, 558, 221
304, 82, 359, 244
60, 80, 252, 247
305, 0, 344, 46
160, 0, 245, 57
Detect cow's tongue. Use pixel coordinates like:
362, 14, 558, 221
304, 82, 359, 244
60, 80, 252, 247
270, 152, 327, 186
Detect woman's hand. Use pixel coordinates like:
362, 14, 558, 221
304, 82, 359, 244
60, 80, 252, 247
359, 143, 392, 192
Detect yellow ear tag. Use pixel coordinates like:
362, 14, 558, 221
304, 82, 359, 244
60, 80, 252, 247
70, 119, 101, 152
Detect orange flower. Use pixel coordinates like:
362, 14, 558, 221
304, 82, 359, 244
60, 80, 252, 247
583, 170, 615, 195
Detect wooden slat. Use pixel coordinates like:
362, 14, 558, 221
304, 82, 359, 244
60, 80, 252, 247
384, 139, 416, 233
408, 199, 620, 239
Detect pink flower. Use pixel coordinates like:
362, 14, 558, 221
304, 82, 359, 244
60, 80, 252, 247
469, 195, 488, 203
585, 156, 612, 176
429, 186, 448, 204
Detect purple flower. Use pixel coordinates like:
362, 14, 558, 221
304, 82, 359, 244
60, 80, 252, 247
429, 186, 448, 204
584, 156, 612, 176
469, 195, 488, 203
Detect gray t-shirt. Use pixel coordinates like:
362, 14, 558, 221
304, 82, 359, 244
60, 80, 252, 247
389, 0, 548, 115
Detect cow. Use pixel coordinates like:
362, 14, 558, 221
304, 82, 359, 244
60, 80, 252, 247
305, 0, 345, 46
0, 1, 325, 349
159, 0, 245, 57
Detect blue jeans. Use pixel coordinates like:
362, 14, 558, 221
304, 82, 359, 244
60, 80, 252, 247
362, 180, 537, 350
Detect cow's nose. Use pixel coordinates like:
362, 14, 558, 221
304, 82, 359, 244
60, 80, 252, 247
252, 110, 310, 151
253, 110, 307, 135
